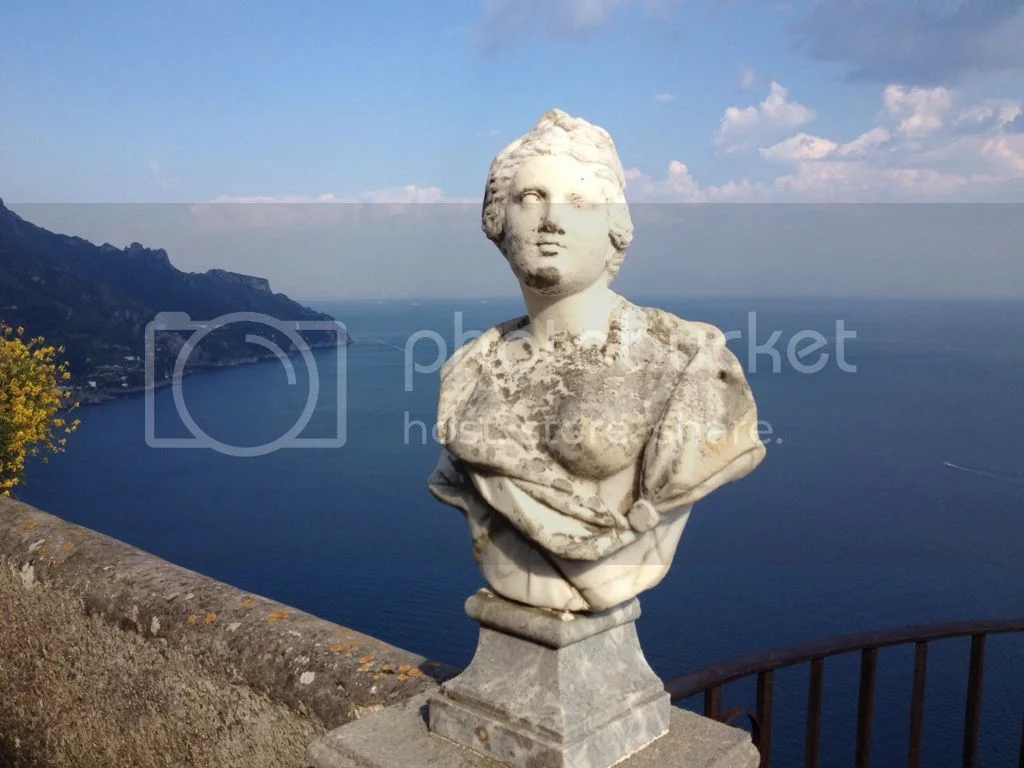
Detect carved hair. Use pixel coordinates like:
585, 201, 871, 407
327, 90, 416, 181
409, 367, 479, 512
481, 109, 634, 281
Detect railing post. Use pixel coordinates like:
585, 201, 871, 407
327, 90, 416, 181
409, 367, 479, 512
805, 657, 824, 768
908, 641, 928, 768
662, 620, 1023, 768
704, 685, 722, 720
756, 670, 774, 768
1018, 711, 1023, 768
963, 634, 986, 768
856, 647, 878, 768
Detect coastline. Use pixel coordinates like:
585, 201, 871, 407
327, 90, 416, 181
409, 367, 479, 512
70, 338, 350, 407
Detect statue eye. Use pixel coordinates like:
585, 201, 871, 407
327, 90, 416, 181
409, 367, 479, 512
520, 189, 542, 203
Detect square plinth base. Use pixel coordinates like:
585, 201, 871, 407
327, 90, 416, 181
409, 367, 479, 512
306, 693, 759, 768
429, 684, 668, 768
426, 592, 671, 768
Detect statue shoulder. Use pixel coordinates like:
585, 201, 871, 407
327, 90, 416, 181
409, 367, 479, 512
440, 314, 529, 379
637, 305, 728, 359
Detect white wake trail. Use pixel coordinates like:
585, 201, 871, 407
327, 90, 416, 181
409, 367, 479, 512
942, 462, 1024, 488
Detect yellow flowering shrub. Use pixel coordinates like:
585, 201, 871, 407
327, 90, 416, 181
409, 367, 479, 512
0, 323, 81, 497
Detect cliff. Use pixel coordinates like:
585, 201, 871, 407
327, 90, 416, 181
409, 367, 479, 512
0, 198, 349, 398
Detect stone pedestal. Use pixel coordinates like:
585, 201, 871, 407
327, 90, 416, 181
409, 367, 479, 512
426, 590, 669, 768
306, 589, 759, 768
306, 694, 759, 768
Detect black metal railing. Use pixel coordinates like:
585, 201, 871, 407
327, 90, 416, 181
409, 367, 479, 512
664, 619, 1024, 768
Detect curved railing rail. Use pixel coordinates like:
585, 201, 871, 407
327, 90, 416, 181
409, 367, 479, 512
664, 619, 1024, 768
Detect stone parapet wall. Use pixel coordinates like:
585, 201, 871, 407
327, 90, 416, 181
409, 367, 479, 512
0, 496, 455, 768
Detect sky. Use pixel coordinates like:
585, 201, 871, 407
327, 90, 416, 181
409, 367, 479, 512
2, 0, 1023, 299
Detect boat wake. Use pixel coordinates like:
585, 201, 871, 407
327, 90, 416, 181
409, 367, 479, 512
942, 462, 1024, 488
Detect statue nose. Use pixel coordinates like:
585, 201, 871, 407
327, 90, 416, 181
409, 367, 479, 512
540, 204, 564, 233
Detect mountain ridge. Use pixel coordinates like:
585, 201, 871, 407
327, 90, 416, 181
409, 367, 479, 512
0, 199, 349, 402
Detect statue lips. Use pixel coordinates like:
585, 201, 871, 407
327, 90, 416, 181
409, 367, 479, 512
537, 239, 564, 256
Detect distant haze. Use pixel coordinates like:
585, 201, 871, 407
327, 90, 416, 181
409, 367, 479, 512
9, 203, 1022, 301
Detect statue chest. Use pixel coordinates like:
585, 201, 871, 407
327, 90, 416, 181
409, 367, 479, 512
482, 353, 676, 480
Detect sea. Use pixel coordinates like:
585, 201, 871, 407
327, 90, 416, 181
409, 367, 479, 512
21, 296, 1024, 766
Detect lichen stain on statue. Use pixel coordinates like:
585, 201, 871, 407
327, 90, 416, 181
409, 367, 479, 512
428, 108, 766, 613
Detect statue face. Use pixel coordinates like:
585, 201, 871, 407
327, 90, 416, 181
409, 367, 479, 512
502, 154, 615, 297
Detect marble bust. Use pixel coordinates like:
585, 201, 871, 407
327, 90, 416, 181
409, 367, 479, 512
428, 109, 766, 612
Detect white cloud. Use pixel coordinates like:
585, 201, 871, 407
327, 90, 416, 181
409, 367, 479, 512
883, 85, 953, 138
714, 81, 816, 153
207, 186, 452, 206
654, 92, 675, 103
955, 101, 1023, 131
769, 162, 991, 202
997, 103, 1023, 129
980, 135, 1024, 175
625, 162, 699, 201
837, 127, 891, 157
200, 86, 1024, 217
626, 85, 1024, 203
191, 186, 473, 230
760, 133, 838, 163
358, 186, 450, 204
957, 104, 998, 127
625, 162, 764, 202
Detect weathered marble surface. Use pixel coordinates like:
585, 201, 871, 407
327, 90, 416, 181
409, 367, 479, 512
429, 108, 766, 611
426, 590, 669, 768
307, 693, 759, 768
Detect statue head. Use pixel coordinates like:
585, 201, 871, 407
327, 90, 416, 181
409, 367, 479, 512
482, 109, 634, 296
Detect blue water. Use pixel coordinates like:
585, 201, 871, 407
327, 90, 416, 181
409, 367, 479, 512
22, 296, 1024, 766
